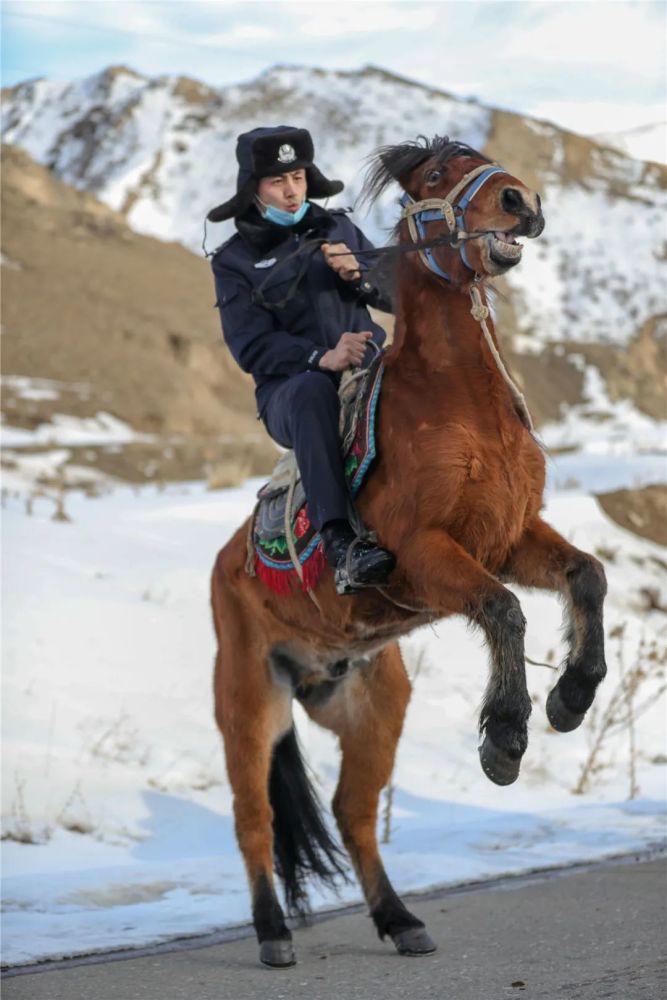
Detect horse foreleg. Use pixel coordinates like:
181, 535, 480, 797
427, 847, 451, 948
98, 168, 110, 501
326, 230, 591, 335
399, 530, 532, 785
501, 516, 607, 732
303, 643, 436, 956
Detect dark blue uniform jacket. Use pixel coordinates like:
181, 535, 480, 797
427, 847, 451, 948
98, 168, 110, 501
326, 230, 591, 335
211, 204, 391, 416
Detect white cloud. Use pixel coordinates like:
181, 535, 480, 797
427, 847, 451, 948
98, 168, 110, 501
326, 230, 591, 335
284, 0, 437, 37
3, 0, 665, 147
528, 99, 666, 136
504, 1, 664, 71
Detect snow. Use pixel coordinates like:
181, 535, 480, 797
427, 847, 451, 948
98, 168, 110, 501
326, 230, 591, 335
1, 411, 154, 448
506, 183, 667, 347
539, 362, 667, 457
2, 65, 493, 256
3, 65, 665, 358
593, 121, 667, 166
2, 469, 666, 965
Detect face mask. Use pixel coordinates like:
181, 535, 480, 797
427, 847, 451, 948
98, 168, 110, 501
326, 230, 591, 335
259, 199, 310, 227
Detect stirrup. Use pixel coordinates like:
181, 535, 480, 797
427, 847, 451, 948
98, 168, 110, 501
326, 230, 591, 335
334, 539, 395, 596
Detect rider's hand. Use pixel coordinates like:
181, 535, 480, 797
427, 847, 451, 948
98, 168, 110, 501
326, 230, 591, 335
321, 242, 361, 282
319, 331, 373, 372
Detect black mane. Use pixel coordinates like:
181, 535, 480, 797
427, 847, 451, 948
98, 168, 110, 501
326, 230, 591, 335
361, 135, 489, 207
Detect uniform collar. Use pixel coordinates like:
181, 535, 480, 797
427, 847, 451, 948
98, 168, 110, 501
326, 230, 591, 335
235, 203, 338, 257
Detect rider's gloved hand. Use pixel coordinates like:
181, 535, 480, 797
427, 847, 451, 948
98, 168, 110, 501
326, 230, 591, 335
319, 331, 373, 371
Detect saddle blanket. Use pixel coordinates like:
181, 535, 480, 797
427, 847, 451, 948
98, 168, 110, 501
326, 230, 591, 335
250, 355, 384, 595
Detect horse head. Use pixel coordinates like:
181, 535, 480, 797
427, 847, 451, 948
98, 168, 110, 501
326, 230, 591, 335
364, 136, 545, 285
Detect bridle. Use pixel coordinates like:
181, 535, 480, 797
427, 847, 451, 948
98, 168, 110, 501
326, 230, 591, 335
398, 161, 534, 433
399, 163, 508, 283
205, 158, 534, 432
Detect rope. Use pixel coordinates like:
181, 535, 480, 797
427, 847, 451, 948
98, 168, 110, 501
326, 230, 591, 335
469, 284, 534, 433
526, 655, 558, 671
245, 506, 258, 576
283, 465, 322, 612
375, 586, 434, 615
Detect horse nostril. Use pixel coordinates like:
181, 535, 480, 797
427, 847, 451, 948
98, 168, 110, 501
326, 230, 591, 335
501, 187, 525, 215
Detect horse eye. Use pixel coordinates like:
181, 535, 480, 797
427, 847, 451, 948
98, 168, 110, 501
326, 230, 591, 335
426, 169, 441, 185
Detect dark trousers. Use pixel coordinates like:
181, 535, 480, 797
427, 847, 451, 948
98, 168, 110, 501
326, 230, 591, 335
262, 372, 350, 532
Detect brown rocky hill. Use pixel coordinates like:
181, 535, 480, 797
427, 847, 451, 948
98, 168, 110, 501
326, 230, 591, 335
1, 139, 663, 494
0, 142, 578, 494
4, 63, 665, 435
1, 144, 276, 485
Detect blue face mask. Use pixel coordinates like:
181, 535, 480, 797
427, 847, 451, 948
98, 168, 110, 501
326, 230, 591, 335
261, 200, 310, 227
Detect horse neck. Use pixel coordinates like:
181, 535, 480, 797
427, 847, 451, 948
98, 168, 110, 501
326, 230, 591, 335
386, 261, 496, 372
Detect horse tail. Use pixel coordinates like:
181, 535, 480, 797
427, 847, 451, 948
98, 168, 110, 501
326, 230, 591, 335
269, 726, 348, 916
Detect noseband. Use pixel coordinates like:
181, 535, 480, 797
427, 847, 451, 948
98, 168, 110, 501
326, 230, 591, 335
399, 164, 507, 282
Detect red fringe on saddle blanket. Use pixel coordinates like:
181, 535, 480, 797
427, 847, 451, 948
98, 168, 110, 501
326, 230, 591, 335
253, 544, 327, 596
250, 355, 384, 596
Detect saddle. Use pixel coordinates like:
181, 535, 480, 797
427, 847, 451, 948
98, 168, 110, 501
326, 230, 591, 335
250, 353, 385, 594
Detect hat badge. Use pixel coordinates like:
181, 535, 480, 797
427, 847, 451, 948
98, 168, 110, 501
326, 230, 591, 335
277, 144, 297, 164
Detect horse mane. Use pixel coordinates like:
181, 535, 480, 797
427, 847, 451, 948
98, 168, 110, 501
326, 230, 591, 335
361, 135, 490, 207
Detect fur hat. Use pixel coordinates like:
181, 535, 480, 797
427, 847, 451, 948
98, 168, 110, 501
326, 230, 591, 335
207, 126, 344, 223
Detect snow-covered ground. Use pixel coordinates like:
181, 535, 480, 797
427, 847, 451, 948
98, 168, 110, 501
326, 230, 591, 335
2, 459, 666, 966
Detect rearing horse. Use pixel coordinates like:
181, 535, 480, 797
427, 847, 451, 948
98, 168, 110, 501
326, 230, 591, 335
210, 136, 607, 968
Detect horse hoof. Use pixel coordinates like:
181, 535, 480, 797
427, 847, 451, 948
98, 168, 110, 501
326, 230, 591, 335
392, 926, 437, 956
259, 940, 296, 968
479, 735, 521, 786
546, 686, 585, 733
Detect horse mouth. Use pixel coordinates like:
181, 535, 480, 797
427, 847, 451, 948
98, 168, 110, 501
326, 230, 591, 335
487, 231, 523, 268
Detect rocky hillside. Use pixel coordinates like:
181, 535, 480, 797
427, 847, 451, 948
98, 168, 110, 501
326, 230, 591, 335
3, 63, 665, 431
1, 144, 276, 487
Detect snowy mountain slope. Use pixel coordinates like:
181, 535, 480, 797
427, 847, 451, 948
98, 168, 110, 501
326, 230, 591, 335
1, 65, 491, 249
2, 64, 666, 438
593, 121, 666, 166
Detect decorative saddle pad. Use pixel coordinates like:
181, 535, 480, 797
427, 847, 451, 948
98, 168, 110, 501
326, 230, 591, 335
251, 354, 385, 595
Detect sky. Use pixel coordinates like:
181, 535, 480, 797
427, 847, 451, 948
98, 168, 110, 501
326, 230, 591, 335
2, 0, 665, 138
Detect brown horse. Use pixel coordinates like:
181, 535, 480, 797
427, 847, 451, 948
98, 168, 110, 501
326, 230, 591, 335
210, 136, 607, 968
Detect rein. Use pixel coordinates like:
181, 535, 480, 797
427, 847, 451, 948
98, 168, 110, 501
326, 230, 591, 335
248, 225, 493, 312
249, 163, 510, 310
222, 160, 534, 432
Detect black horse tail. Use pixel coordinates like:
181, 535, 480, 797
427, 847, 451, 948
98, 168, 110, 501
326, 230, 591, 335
269, 726, 348, 916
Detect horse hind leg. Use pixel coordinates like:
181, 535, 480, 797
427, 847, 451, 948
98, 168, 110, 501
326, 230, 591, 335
301, 642, 437, 957
212, 559, 298, 967
214, 645, 296, 966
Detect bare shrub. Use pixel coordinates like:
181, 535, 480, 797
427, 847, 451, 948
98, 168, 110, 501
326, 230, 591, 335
573, 628, 667, 797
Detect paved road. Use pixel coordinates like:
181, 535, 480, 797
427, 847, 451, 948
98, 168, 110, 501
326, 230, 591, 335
4, 856, 666, 1000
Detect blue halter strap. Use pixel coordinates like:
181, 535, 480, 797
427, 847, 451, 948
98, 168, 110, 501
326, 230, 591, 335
400, 164, 508, 282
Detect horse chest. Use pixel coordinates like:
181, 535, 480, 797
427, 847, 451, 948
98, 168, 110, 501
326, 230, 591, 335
421, 430, 542, 566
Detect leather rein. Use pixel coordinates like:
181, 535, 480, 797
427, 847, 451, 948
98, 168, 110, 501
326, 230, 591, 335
248, 162, 508, 309
224, 161, 535, 430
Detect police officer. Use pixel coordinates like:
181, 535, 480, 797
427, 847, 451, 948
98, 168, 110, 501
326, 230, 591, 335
208, 125, 395, 594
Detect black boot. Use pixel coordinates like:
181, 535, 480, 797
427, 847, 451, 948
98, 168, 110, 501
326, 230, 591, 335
320, 520, 396, 596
